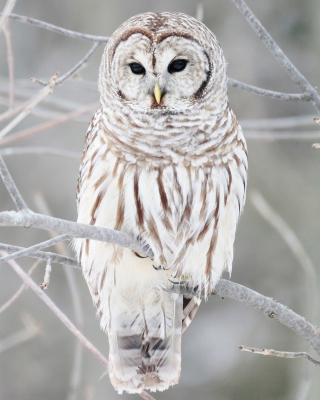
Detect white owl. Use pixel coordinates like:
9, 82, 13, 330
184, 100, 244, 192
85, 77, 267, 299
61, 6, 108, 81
75, 12, 247, 394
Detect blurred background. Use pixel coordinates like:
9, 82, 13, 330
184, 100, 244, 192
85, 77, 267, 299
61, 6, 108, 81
0, 0, 320, 399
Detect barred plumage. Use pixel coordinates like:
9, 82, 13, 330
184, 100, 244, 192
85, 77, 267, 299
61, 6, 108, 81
75, 12, 247, 394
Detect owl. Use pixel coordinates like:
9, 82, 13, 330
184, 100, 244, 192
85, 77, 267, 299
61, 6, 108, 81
75, 12, 247, 394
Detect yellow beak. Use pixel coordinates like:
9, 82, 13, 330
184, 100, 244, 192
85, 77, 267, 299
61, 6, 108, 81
154, 84, 162, 104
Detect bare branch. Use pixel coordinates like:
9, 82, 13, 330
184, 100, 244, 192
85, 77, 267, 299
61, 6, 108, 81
239, 346, 320, 367
39, 257, 51, 290
0, 243, 80, 268
33, 41, 102, 87
3, 20, 14, 108
0, 260, 40, 314
0, 155, 28, 210
241, 115, 316, 131
228, 79, 308, 102
251, 191, 318, 321
174, 279, 320, 356
0, 234, 70, 264
0, 210, 153, 257
214, 280, 320, 355
0, 73, 57, 140
230, 0, 320, 113
0, 313, 40, 354
0, 0, 16, 33
6, 255, 108, 367
3, 12, 109, 42
0, 102, 98, 146
0, 147, 80, 158
245, 130, 320, 141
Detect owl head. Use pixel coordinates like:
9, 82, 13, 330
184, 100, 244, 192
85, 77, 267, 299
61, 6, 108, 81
99, 12, 228, 113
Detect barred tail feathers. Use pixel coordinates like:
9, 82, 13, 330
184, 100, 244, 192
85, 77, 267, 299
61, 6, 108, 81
108, 289, 182, 393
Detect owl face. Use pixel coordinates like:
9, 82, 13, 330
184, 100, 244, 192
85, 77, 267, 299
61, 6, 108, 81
111, 33, 210, 111
99, 13, 228, 114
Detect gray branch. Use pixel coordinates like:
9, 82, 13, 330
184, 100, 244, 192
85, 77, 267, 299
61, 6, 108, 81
0, 243, 79, 268
0, 234, 70, 264
3, 12, 110, 42
0, 210, 153, 258
175, 279, 320, 357
33, 41, 102, 87
230, 0, 320, 113
0, 155, 28, 211
228, 79, 309, 102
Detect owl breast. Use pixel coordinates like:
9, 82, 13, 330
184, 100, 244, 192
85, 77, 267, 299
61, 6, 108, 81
77, 104, 247, 294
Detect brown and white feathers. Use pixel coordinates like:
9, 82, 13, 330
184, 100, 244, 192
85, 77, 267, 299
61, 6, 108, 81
75, 12, 247, 394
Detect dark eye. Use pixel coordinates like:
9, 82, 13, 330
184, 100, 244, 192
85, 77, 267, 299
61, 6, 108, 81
168, 59, 188, 73
129, 63, 145, 75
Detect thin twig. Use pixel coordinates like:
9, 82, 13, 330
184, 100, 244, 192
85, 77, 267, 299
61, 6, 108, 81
3, 13, 110, 42
33, 42, 102, 87
0, 0, 16, 33
0, 102, 99, 146
245, 130, 320, 141
39, 257, 51, 289
0, 73, 58, 140
228, 79, 308, 102
5, 255, 108, 367
0, 243, 80, 268
0, 260, 40, 314
239, 346, 320, 367
0, 234, 70, 264
0, 147, 80, 158
0, 155, 28, 210
0, 313, 40, 354
241, 115, 316, 130
3, 20, 14, 108
230, 0, 320, 113
250, 191, 318, 321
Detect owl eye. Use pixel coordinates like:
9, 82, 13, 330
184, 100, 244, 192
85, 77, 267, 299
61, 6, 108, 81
129, 63, 146, 75
168, 59, 188, 73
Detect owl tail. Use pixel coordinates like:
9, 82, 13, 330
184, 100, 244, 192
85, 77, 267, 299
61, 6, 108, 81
108, 291, 182, 393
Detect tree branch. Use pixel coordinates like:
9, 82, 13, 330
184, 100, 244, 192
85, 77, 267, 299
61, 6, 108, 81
3, 20, 15, 108
0, 210, 153, 257
228, 79, 308, 101
0, 0, 16, 33
0, 73, 57, 140
173, 279, 320, 357
251, 191, 318, 321
0, 102, 98, 146
0, 155, 28, 210
32, 41, 102, 87
3, 12, 110, 42
230, 0, 320, 113
0, 146, 80, 158
239, 346, 320, 367
0, 243, 80, 268
0, 234, 70, 264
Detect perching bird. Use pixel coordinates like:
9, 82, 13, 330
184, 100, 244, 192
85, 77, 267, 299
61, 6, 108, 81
75, 12, 247, 394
